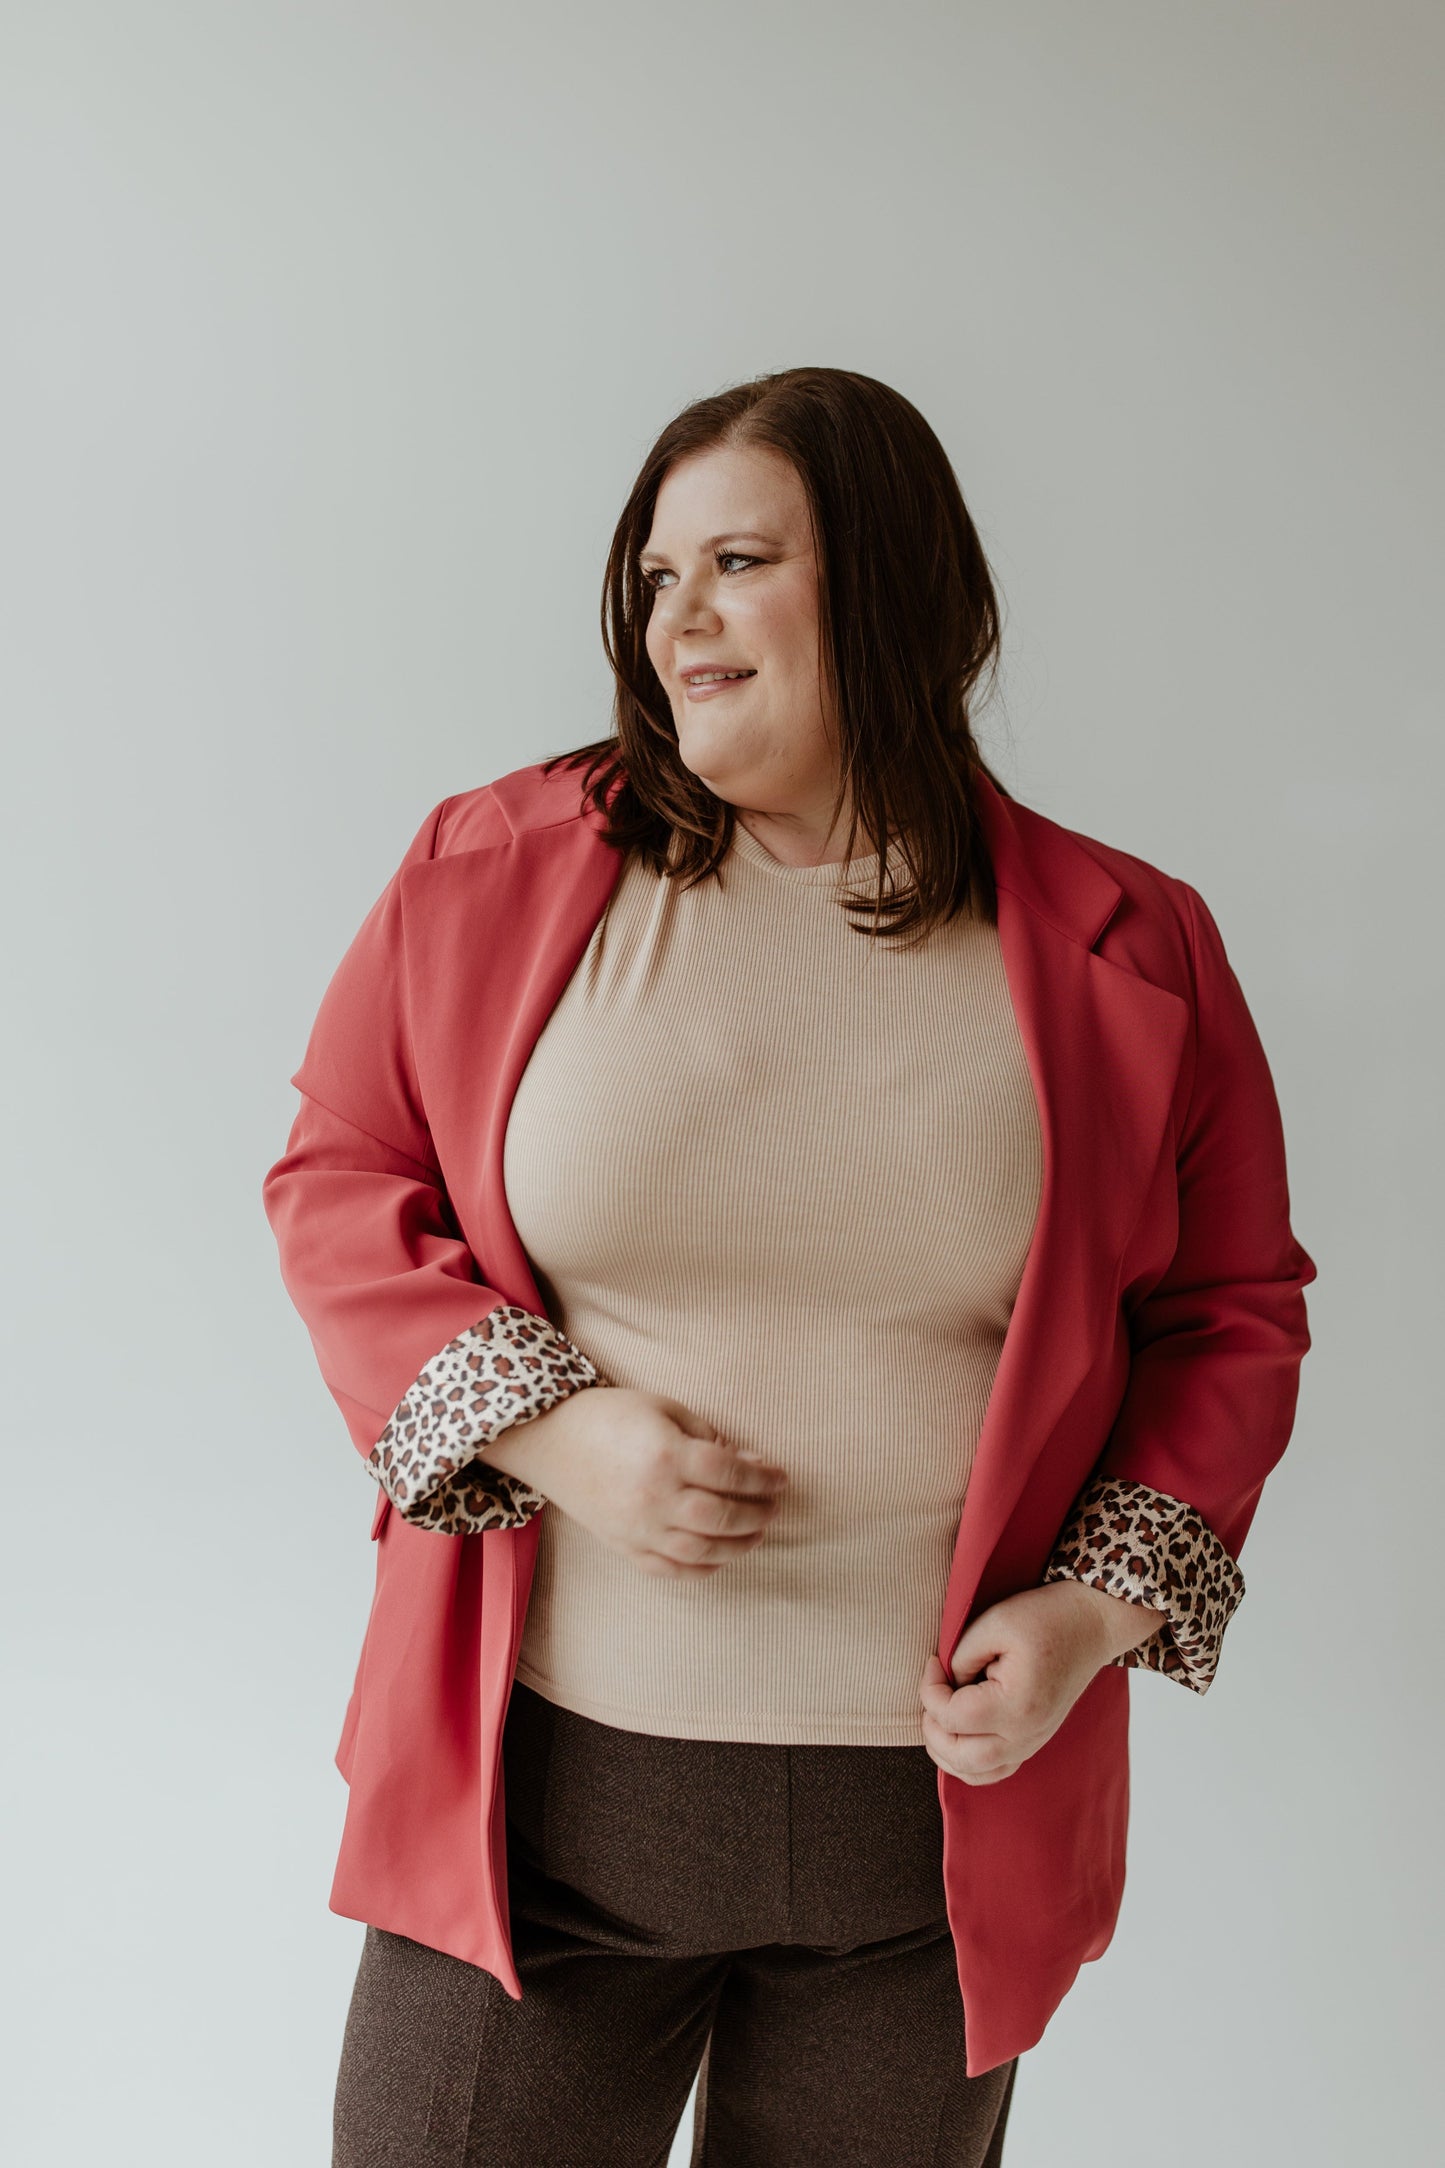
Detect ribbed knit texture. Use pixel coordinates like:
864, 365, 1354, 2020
503, 818, 1043, 1743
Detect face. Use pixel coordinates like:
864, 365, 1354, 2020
640, 443, 852, 860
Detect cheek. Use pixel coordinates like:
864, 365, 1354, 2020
759, 620, 825, 715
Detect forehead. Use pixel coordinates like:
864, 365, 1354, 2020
644, 443, 807, 541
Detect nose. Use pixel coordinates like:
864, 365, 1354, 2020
650, 578, 723, 642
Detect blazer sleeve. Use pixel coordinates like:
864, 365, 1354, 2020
261, 796, 605, 1535
1042, 878, 1317, 1693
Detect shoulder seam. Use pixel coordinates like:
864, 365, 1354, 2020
429, 782, 512, 857
431, 793, 457, 856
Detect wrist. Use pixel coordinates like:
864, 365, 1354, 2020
476, 1381, 601, 1488
1049, 1578, 1166, 1665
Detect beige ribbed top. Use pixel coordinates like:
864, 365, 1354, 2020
503, 819, 1043, 1744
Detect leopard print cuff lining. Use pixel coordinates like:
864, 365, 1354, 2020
366, 1303, 605, 1536
1043, 1475, 1246, 1695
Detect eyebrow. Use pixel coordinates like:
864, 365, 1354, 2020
637, 531, 781, 567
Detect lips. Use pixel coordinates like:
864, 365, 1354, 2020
681, 669, 756, 682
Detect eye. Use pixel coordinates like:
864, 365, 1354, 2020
641, 550, 758, 590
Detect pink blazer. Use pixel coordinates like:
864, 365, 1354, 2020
262, 757, 1315, 2077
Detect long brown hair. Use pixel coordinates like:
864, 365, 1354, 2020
544, 366, 1015, 942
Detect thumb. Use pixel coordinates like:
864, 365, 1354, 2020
947, 1614, 1006, 1688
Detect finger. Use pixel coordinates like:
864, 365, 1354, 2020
919, 1665, 976, 1716
685, 1434, 790, 1499
942, 1682, 1012, 1734
656, 1396, 725, 1441
919, 1656, 947, 1703
918, 1668, 959, 1715
671, 1486, 781, 1538
946, 1643, 1004, 1689
660, 1524, 770, 1568
918, 1673, 1006, 1735
927, 1757, 1016, 1789
634, 1547, 723, 1580
921, 1710, 1013, 1780
950, 1659, 997, 1690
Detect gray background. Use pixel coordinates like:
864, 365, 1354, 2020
4, 3, 1439, 2162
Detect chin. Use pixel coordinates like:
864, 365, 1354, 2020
673, 728, 733, 795
679, 760, 732, 803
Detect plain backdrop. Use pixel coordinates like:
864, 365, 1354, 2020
3, 3, 1440, 2163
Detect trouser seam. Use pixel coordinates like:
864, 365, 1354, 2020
784, 1745, 794, 1940
450, 1966, 501, 2167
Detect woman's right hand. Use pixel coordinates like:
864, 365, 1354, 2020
485, 1386, 789, 1579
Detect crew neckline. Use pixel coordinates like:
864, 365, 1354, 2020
728, 818, 886, 886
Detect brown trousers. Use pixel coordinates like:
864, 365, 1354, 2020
334, 1678, 1018, 2166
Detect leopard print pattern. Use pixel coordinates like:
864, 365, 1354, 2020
1043, 1474, 1246, 1695
367, 1302, 606, 1535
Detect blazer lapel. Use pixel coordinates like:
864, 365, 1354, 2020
936, 775, 1189, 1652
405, 822, 627, 1324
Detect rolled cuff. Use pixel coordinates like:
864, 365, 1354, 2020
366, 1301, 605, 1535
1042, 1474, 1246, 1695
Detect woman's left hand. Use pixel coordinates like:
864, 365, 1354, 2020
917, 1582, 1133, 1786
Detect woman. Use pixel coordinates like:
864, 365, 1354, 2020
263, 367, 1316, 2167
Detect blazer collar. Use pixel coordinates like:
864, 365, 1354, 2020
970, 768, 1124, 955
570, 761, 1125, 955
